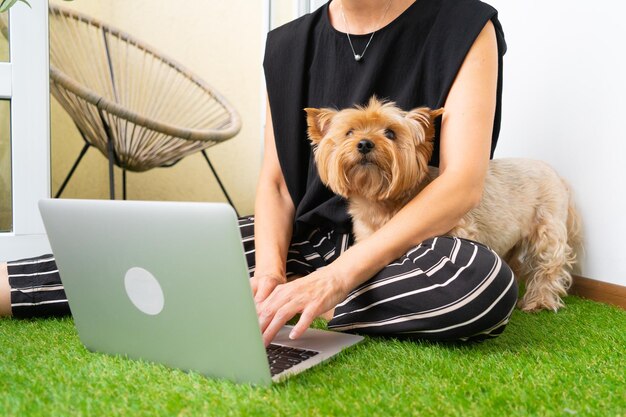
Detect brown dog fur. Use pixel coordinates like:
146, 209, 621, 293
306, 97, 582, 312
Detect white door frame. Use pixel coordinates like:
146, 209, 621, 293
0, 0, 51, 261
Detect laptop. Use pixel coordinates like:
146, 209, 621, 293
38, 199, 363, 385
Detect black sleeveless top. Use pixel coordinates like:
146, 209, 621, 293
263, 0, 507, 240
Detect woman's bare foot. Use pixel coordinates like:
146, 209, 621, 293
0, 262, 12, 317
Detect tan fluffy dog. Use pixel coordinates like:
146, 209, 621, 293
305, 97, 582, 312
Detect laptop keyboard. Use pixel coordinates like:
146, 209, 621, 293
266, 344, 320, 376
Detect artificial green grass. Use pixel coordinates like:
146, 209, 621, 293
1, 296, 625, 417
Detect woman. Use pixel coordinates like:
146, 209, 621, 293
1, 0, 518, 346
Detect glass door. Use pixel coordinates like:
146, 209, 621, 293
1, 11, 11, 233
0, 98, 10, 233
0, 1, 51, 261
268, 0, 326, 30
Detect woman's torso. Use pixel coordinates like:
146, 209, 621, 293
264, 0, 506, 239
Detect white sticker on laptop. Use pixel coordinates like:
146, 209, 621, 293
124, 267, 165, 315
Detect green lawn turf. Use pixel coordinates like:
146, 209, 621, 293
1, 296, 625, 417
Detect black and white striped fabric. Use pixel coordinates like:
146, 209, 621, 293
8, 217, 517, 341
242, 217, 517, 342
7, 253, 69, 318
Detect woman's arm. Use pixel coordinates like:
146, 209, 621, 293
258, 20, 499, 345
249, 96, 296, 303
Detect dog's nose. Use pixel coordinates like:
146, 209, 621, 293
357, 139, 375, 154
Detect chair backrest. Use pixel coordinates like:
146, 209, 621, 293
48, 4, 241, 170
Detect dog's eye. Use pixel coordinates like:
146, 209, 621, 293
384, 129, 396, 140
346, 129, 354, 137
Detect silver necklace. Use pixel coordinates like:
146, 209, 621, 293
340, 0, 394, 62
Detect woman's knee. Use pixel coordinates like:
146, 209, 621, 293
328, 236, 518, 341
405, 237, 518, 340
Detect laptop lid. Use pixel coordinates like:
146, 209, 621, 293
39, 199, 273, 385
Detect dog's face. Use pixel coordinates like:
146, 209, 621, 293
305, 97, 443, 201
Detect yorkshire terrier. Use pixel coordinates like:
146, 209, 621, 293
305, 97, 582, 312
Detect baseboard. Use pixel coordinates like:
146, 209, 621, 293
570, 275, 626, 310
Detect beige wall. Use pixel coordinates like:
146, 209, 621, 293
1, 16, 10, 231
50, 0, 264, 216
0, 100, 10, 232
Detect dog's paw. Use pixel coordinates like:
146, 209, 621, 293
517, 297, 563, 313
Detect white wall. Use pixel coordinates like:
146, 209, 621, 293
488, 0, 626, 286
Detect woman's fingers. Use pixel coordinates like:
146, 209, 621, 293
254, 281, 274, 304
257, 302, 274, 333
261, 303, 319, 345
257, 284, 321, 345
255, 271, 347, 346
250, 278, 258, 297
289, 307, 317, 340
251, 273, 284, 304
258, 286, 288, 332
261, 303, 299, 346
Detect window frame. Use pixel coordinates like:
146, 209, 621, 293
0, 1, 51, 261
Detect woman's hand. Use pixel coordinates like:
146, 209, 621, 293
250, 272, 286, 304
256, 268, 348, 346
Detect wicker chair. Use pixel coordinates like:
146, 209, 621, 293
44, 4, 241, 213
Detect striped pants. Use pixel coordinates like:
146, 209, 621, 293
7, 217, 518, 342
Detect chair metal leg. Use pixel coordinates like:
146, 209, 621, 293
55, 143, 90, 198
201, 150, 239, 217
107, 136, 116, 200
123, 168, 127, 200
99, 109, 117, 200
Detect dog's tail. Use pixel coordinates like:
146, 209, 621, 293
563, 179, 583, 272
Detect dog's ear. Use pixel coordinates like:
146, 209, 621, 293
304, 107, 337, 145
406, 107, 443, 173
405, 107, 444, 142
